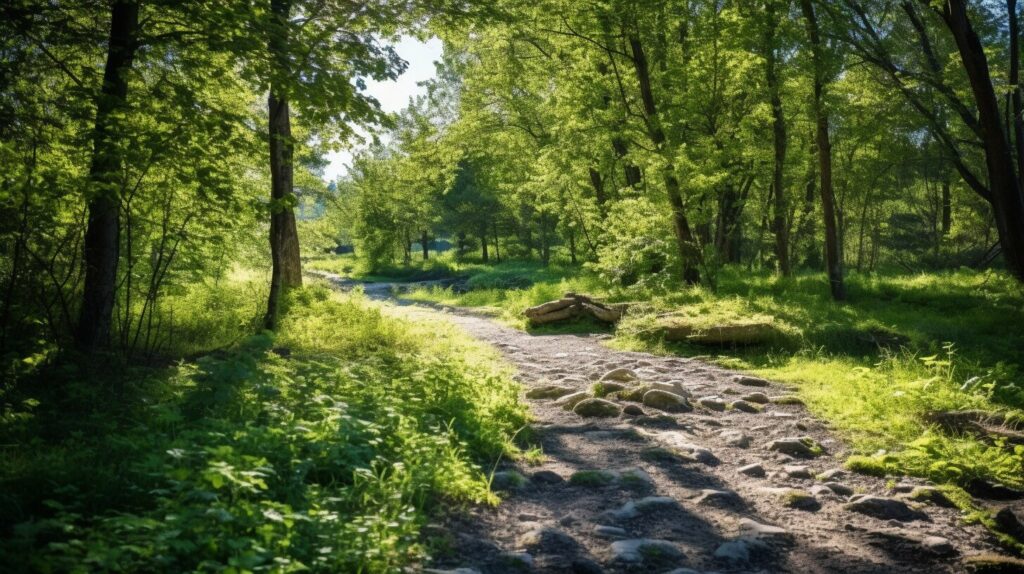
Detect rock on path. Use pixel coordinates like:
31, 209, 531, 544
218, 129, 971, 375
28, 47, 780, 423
318, 277, 1012, 573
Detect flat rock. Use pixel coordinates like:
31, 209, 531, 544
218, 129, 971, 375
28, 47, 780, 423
760, 487, 820, 510
643, 389, 693, 413
650, 380, 693, 398
733, 374, 769, 387
600, 368, 639, 382
741, 392, 770, 404
730, 400, 762, 413
739, 463, 766, 477
738, 517, 792, 541
694, 488, 743, 507
610, 539, 684, 564
593, 381, 629, 396
844, 495, 928, 522
715, 538, 764, 563
767, 436, 822, 458
526, 385, 576, 399
603, 496, 679, 521
822, 482, 854, 496
697, 396, 727, 411
556, 391, 590, 409
784, 464, 813, 479
573, 398, 621, 418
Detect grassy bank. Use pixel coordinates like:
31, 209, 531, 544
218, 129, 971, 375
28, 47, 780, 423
400, 260, 1024, 493
0, 282, 526, 572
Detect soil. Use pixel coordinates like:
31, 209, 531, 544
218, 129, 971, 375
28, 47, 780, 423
316, 272, 1019, 574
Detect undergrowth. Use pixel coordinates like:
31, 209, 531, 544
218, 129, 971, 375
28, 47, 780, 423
0, 283, 526, 572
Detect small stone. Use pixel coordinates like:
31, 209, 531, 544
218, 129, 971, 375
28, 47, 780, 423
795, 421, 809, 431
844, 495, 928, 522
822, 482, 854, 496
733, 374, 769, 387
697, 396, 727, 411
610, 539, 684, 564
784, 464, 813, 479
650, 380, 693, 398
555, 391, 590, 410
741, 391, 770, 404
760, 487, 820, 510
593, 525, 627, 539
600, 368, 639, 382
816, 468, 846, 481
694, 488, 743, 507
730, 400, 762, 413
492, 470, 528, 490
526, 385, 576, 399
995, 507, 1024, 541
642, 389, 693, 413
920, 535, 955, 556
640, 446, 693, 463
721, 430, 752, 448
518, 527, 577, 551
573, 398, 621, 418
739, 463, 766, 477
772, 395, 804, 405
767, 436, 822, 458
892, 482, 916, 493
622, 404, 645, 416
603, 496, 679, 521
531, 470, 563, 484
738, 518, 791, 541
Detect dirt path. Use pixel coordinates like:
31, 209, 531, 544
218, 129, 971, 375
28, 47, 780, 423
314, 273, 1011, 573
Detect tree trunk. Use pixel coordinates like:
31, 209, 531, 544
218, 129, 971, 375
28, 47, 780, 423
421, 230, 429, 260
941, 179, 952, 234
801, 0, 846, 300
766, 1, 791, 275
628, 35, 702, 284
263, 0, 302, 331
76, 1, 139, 350
568, 226, 577, 264
936, 0, 1024, 280
493, 219, 500, 262
1010, 0, 1024, 182
589, 167, 608, 215
480, 224, 489, 262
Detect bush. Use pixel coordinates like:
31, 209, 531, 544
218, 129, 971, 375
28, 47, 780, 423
0, 285, 526, 572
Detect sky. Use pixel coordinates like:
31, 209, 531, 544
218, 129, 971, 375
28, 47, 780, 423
322, 36, 444, 183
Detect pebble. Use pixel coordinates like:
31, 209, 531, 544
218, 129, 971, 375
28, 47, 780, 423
920, 535, 955, 556
730, 400, 762, 413
767, 436, 822, 458
593, 525, 627, 539
525, 385, 576, 399
600, 368, 638, 382
741, 391, 770, 404
697, 396, 727, 411
622, 404, 645, 416
642, 389, 693, 413
784, 464, 813, 479
739, 463, 766, 477
738, 517, 792, 540
531, 470, 563, 484
721, 429, 752, 448
733, 374, 769, 387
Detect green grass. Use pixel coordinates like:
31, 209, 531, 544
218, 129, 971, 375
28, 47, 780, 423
0, 282, 527, 572
408, 263, 1024, 493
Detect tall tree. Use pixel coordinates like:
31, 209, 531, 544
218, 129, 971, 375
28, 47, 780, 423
75, 0, 140, 350
801, 0, 845, 300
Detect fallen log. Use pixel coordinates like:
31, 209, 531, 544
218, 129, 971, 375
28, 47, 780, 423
524, 293, 624, 326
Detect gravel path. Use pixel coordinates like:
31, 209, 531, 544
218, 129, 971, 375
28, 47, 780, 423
314, 272, 1013, 573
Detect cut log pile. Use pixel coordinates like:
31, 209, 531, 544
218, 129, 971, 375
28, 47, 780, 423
523, 293, 627, 326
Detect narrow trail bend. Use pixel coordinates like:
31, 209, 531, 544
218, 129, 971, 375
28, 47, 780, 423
316, 273, 1008, 573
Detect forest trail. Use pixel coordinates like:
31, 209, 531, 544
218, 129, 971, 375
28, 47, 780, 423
315, 273, 1007, 573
